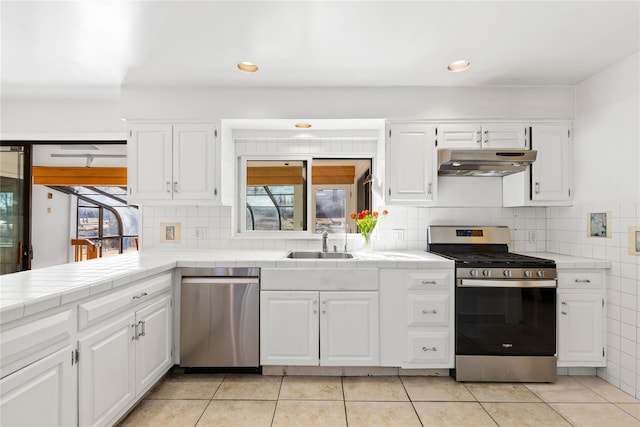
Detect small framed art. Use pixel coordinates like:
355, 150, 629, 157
587, 212, 610, 238
160, 222, 181, 243
629, 227, 640, 255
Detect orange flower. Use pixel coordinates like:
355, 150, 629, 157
357, 213, 364, 220
382, 210, 389, 216
373, 211, 379, 217
350, 212, 356, 219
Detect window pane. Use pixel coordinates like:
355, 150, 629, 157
102, 209, 120, 237
315, 189, 347, 233
113, 206, 139, 235
122, 237, 138, 253
100, 237, 121, 257
78, 207, 99, 238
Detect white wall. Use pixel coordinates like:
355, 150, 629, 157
546, 52, 640, 397
31, 185, 72, 268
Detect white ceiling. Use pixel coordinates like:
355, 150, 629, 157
1, 0, 639, 96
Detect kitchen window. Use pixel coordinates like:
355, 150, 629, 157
240, 158, 371, 235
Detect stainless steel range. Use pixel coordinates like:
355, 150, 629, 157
428, 225, 557, 383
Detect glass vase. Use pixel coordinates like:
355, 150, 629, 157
361, 230, 373, 252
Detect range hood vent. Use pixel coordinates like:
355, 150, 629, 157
437, 149, 537, 177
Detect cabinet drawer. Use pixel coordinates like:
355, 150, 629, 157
407, 295, 449, 326
407, 332, 450, 364
406, 271, 451, 290
79, 272, 172, 330
0, 309, 73, 376
558, 271, 604, 289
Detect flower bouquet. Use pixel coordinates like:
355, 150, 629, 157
350, 209, 388, 250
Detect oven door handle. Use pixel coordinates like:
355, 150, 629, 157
458, 279, 557, 288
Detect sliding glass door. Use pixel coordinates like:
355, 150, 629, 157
0, 144, 31, 274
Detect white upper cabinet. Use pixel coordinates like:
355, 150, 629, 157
503, 124, 572, 206
128, 122, 218, 204
437, 123, 529, 150
385, 122, 437, 205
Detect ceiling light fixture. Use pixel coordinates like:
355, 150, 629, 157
237, 61, 259, 73
447, 59, 471, 72
295, 123, 312, 129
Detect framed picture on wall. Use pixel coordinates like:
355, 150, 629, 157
587, 212, 611, 238
160, 222, 181, 243
629, 227, 640, 255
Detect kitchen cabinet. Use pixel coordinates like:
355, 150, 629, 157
260, 291, 379, 366
127, 122, 218, 204
379, 269, 454, 368
503, 124, 572, 206
0, 345, 77, 427
437, 123, 529, 150
78, 274, 173, 427
557, 269, 606, 367
385, 122, 437, 205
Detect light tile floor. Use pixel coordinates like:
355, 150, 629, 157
119, 372, 640, 427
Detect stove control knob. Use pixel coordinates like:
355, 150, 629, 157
470, 269, 478, 277
524, 270, 532, 278
503, 270, 512, 278
536, 270, 545, 278
483, 270, 491, 277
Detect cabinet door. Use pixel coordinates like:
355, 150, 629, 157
128, 124, 173, 201
260, 291, 319, 366
0, 345, 76, 427
386, 123, 436, 204
135, 295, 173, 395
172, 124, 217, 200
437, 124, 482, 149
482, 124, 528, 149
79, 312, 136, 427
558, 292, 605, 366
320, 291, 379, 366
531, 125, 571, 201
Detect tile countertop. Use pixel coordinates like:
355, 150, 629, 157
518, 252, 612, 269
0, 249, 453, 325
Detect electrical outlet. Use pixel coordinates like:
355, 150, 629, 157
528, 231, 537, 243
195, 228, 207, 239
392, 229, 404, 241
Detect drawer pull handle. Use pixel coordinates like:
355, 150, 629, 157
422, 346, 437, 352
132, 324, 139, 341
133, 292, 148, 300
421, 280, 437, 285
422, 309, 438, 314
139, 320, 146, 337
561, 301, 567, 305
574, 279, 591, 283
561, 311, 568, 315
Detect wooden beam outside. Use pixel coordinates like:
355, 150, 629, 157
32, 166, 127, 186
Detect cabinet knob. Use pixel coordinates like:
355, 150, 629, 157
313, 299, 317, 304
561, 301, 567, 305
422, 309, 438, 314
561, 311, 568, 315
422, 346, 437, 352
322, 310, 326, 314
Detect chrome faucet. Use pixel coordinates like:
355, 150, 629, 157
322, 231, 329, 253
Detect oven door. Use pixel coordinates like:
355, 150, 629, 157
456, 279, 556, 357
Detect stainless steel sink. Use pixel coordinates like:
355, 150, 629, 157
285, 251, 353, 259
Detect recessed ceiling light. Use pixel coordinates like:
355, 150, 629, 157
447, 59, 471, 72
295, 123, 312, 129
237, 61, 259, 73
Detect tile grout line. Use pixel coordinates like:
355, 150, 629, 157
399, 376, 425, 427
269, 375, 284, 427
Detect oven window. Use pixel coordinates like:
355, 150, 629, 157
456, 287, 556, 356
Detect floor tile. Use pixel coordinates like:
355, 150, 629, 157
279, 375, 343, 400
465, 383, 542, 402
573, 376, 639, 403
148, 373, 225, 400
272, 400, 346, 427
481, 402, 571, 427
525, 376, 607, 403
119, 399, 209, 427
413, 401, 497, 427
401, 375, 476, 401
213, 374, 282, 400
343, 376, 409, 401
196, 400, 276, 427
551, 403, 640, 427
618, 403, 640, 421
345, 401, 421, 427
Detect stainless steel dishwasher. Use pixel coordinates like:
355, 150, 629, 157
179, 267, 260, 369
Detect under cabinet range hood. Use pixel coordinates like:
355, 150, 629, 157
437, 149, 537, 177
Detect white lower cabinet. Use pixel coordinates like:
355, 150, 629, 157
0, 345, 76, 427
78, 294, 172, 426
260, 291, 379, 366
557, 269, 606, 367
380, 268, 454, 369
